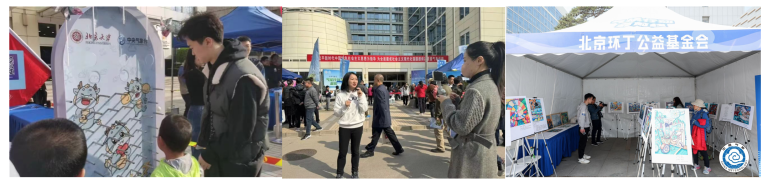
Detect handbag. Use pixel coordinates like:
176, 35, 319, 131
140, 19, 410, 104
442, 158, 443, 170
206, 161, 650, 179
428, 118, 442, 129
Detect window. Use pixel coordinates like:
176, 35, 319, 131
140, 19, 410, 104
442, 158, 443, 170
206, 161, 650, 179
39, 46, 52, 65
350, 23, 365, 31
459, 7, 470, 20
351, 35, 366, 41
38, 23, 57, 38
369, 52, 398, 56
702, 16, 710, 23
348, 52, 365, 55
460, 32, 470, 45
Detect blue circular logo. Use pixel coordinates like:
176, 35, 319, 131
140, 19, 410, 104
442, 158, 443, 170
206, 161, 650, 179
118, 35, 126, 45
719, 143, 749, 173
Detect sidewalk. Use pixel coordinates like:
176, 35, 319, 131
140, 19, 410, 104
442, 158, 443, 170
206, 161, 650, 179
281, 100, 432, 137
282, 129, 505, 178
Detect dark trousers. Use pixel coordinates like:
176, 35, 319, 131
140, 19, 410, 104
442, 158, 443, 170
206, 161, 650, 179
693, 150, 710, 167
578, 127, 590, 159
591, 119, 603, 144
284, 106, 295, 128
429, 102, 435, 117
338, 127, 363, 174
202, 143, 263, 177
314, 108, 320, 123
495, 116, 505, 145
402, 95, 409, 105
418, 97, 427, 113
365, 127, 404, 152
181, 94, 191, 117
295, 106, 306, 128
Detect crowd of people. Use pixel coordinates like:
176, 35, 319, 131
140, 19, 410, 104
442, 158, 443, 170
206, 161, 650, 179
10, 12, 273, 177
279, 41, 506, 178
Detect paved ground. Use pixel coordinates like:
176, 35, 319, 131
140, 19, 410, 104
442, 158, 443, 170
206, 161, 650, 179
45, 77, 282, 177
513, 137, 754, 177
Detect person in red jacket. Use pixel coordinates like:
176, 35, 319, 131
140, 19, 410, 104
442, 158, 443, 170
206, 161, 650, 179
414, 81, 427, 115
690, 99, 712, 175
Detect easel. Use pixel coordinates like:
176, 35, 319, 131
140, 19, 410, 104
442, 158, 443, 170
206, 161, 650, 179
506, 137, 545, 177
636, 110, 697, 177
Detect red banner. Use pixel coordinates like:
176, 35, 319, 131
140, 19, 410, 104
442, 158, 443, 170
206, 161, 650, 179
9, 29, 51, 107
306, 54, 449, 63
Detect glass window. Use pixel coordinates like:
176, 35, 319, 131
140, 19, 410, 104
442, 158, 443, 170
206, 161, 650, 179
351, 35, 366, 41
38, 23, 57, 38
459, 7, 470, 20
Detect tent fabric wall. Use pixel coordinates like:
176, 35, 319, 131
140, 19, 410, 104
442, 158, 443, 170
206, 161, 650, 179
695, 52, 760, 175
583, 78, 695, 138
506, 56, 583, 122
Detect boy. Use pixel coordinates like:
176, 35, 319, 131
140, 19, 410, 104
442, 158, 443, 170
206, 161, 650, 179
10, 118, 87, 177
152, 115, 203, 177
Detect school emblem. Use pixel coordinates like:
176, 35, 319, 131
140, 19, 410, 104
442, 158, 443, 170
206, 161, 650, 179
719, 143, 749, 173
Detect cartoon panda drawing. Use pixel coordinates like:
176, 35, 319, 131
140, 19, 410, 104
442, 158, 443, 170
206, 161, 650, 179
121, 78, 151, 117
72, 81, 102, 130
103, 121, 133, 176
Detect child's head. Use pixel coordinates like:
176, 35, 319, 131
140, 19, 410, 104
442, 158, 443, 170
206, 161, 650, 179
158, 115, 193, 156
10, 118, 87, 177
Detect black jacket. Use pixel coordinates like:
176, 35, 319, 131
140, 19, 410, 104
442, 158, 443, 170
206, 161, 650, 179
293, 84, 306, 105
283, 86, 295, 107
372, 85, 391, 128
185, 69, 207, 106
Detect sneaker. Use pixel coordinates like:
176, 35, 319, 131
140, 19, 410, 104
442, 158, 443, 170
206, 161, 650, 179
584, 155, 591, 160
351, 172, 359, 179
430, 148, 445, 153
691, 164, 700, 171
335, 173, 343, 179
301, 135, 311, 140
360, 151, 375, 158
703, 167, 711, 175
578, 158, 590, 164
314, 127, 324, 132
591, 143, 599, 146
392, 150, 404, 155
597, 140, 604, 144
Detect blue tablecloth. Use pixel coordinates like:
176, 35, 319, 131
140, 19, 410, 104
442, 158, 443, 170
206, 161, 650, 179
516, 125, 580, 176
268, 88, 283, 130
9, 105, 55, 141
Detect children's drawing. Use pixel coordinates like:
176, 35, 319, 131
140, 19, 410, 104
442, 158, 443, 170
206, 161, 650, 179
666, 102, 674, 109
640, 106, 653, 142
560, 112, 569, 124
121, 78, 151, 117
72, 81, 103, 131
528, 98, 544, 122
506, 97, 530, 127
685, 102, 693, 112
650, 109, 692, 165
103, 121, 134, 176
546, 115, 553, 129
628, 103, 641, 113
610, 101, 623, 113
551, 113, 562, 128
730, 104, 754, 130
639, 104, 646, 120
708, 103, 718, 115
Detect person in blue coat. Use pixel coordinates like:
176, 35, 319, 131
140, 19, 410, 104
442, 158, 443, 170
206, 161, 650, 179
689, 99, 712, 174
361, 74, 404, 158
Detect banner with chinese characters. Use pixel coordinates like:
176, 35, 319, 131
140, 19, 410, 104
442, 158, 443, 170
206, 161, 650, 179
307, 54, 449, 62
506, 29, 761, 54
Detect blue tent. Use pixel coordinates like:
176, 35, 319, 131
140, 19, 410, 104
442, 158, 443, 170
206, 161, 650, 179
173, 6, 282, 53
282, 68, 301, 80
427, 53, 463, 79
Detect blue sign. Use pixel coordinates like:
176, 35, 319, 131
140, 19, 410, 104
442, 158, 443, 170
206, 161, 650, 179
340, 58, 350, 76
9, 50, 26, 90
506, 29, 761, 54
323, 69, 356, 91
411, 69, 433, 85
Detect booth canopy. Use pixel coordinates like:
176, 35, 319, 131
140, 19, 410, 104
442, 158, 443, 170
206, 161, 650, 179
427, 53, 464, 79
282, 68, 301, 80
506, 7, 761, 79
173, 6, 282, 53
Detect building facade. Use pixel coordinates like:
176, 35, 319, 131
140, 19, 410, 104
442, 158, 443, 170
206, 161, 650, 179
506, 6, 566, 34
735, 7, 761, 28
667, 6, 745, 27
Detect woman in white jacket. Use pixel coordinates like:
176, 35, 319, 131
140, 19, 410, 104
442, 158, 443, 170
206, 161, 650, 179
400, 84, 410, 106
333, 72, 368, 179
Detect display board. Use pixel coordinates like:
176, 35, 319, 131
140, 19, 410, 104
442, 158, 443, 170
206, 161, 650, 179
627, 102, 641, 113
546, 115, 553, 129
665, 102, 674, 109
718, 103, 734, 122
551, 113, 562, 128
731, 104, 754, 130
528, 98, 548, 132
640, 106, 653, 142
505, 96, 534, 144
609, 101, 623, 113
51, 7, 163, 177
708, 103, 719, 116
650, 109, 692, 165
560, 112, 569, 124
685, 102, 693, 112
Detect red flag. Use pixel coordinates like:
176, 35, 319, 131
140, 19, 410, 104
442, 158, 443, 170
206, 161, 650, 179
9, 28, 51, 107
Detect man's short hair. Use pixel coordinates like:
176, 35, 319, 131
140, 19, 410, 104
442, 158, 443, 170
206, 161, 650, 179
177, 12, 224, 44
448, 75, 455, 79
585, 93, 595, 101
159, 115, 192, 153
375, 74, 384, 82
10, 118, 86, 177
260, 56, 269, 61
237, 36, 251, 43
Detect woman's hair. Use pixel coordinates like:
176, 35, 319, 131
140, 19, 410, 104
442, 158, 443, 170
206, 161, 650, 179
340, 72, 358, 92
182, 50, 199, 81
466, 41, 505, 98
673, 97, 683, 107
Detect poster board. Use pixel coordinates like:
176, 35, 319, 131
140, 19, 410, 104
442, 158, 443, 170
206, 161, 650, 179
9, 50, 27, 90
638, 104, 646, 122
719, 103, 735, 122
640, 106, 653, 142
505, 96, 534, 145
650, 109, 692, 165
730, 104, 754, 130
665, 102, 674, 109
708, 103, 719, 116
551, 113, 562, 128
627, 102, 641, 113
560, 112, 570, 124
609, 101, 623, 113
52, 7, 163, 177
685, 102, 693, 112
528, 98, 548, 132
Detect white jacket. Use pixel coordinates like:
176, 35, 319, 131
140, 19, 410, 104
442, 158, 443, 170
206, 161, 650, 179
334, 90, 368, 128
400, 87, 409, 96
576, 102, 592, 129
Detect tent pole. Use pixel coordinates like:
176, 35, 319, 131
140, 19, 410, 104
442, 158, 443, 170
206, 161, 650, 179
696, 51, 760, 77
583, 54, 621, 78
652, 52, 693, 76
523, 55, 582, 79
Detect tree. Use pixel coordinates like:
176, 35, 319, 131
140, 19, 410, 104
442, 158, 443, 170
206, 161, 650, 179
554, 6, 612, 31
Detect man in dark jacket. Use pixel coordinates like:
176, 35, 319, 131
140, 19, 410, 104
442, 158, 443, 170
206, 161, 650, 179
283, 80, 296, 128
588, 97, 605, 146
361, 74, 404, 158
178, 12, 268, 177
293, 78, 307, 130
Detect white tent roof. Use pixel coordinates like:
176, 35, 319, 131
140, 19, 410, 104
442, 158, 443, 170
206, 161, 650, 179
512, 7, 761, 79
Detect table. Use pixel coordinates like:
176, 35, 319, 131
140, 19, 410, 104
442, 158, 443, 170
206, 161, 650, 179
516, 124, 580, 176
9, 104, 54, 141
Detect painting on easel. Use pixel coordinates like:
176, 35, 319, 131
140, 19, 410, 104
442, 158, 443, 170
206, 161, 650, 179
650, 109, 692, 165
